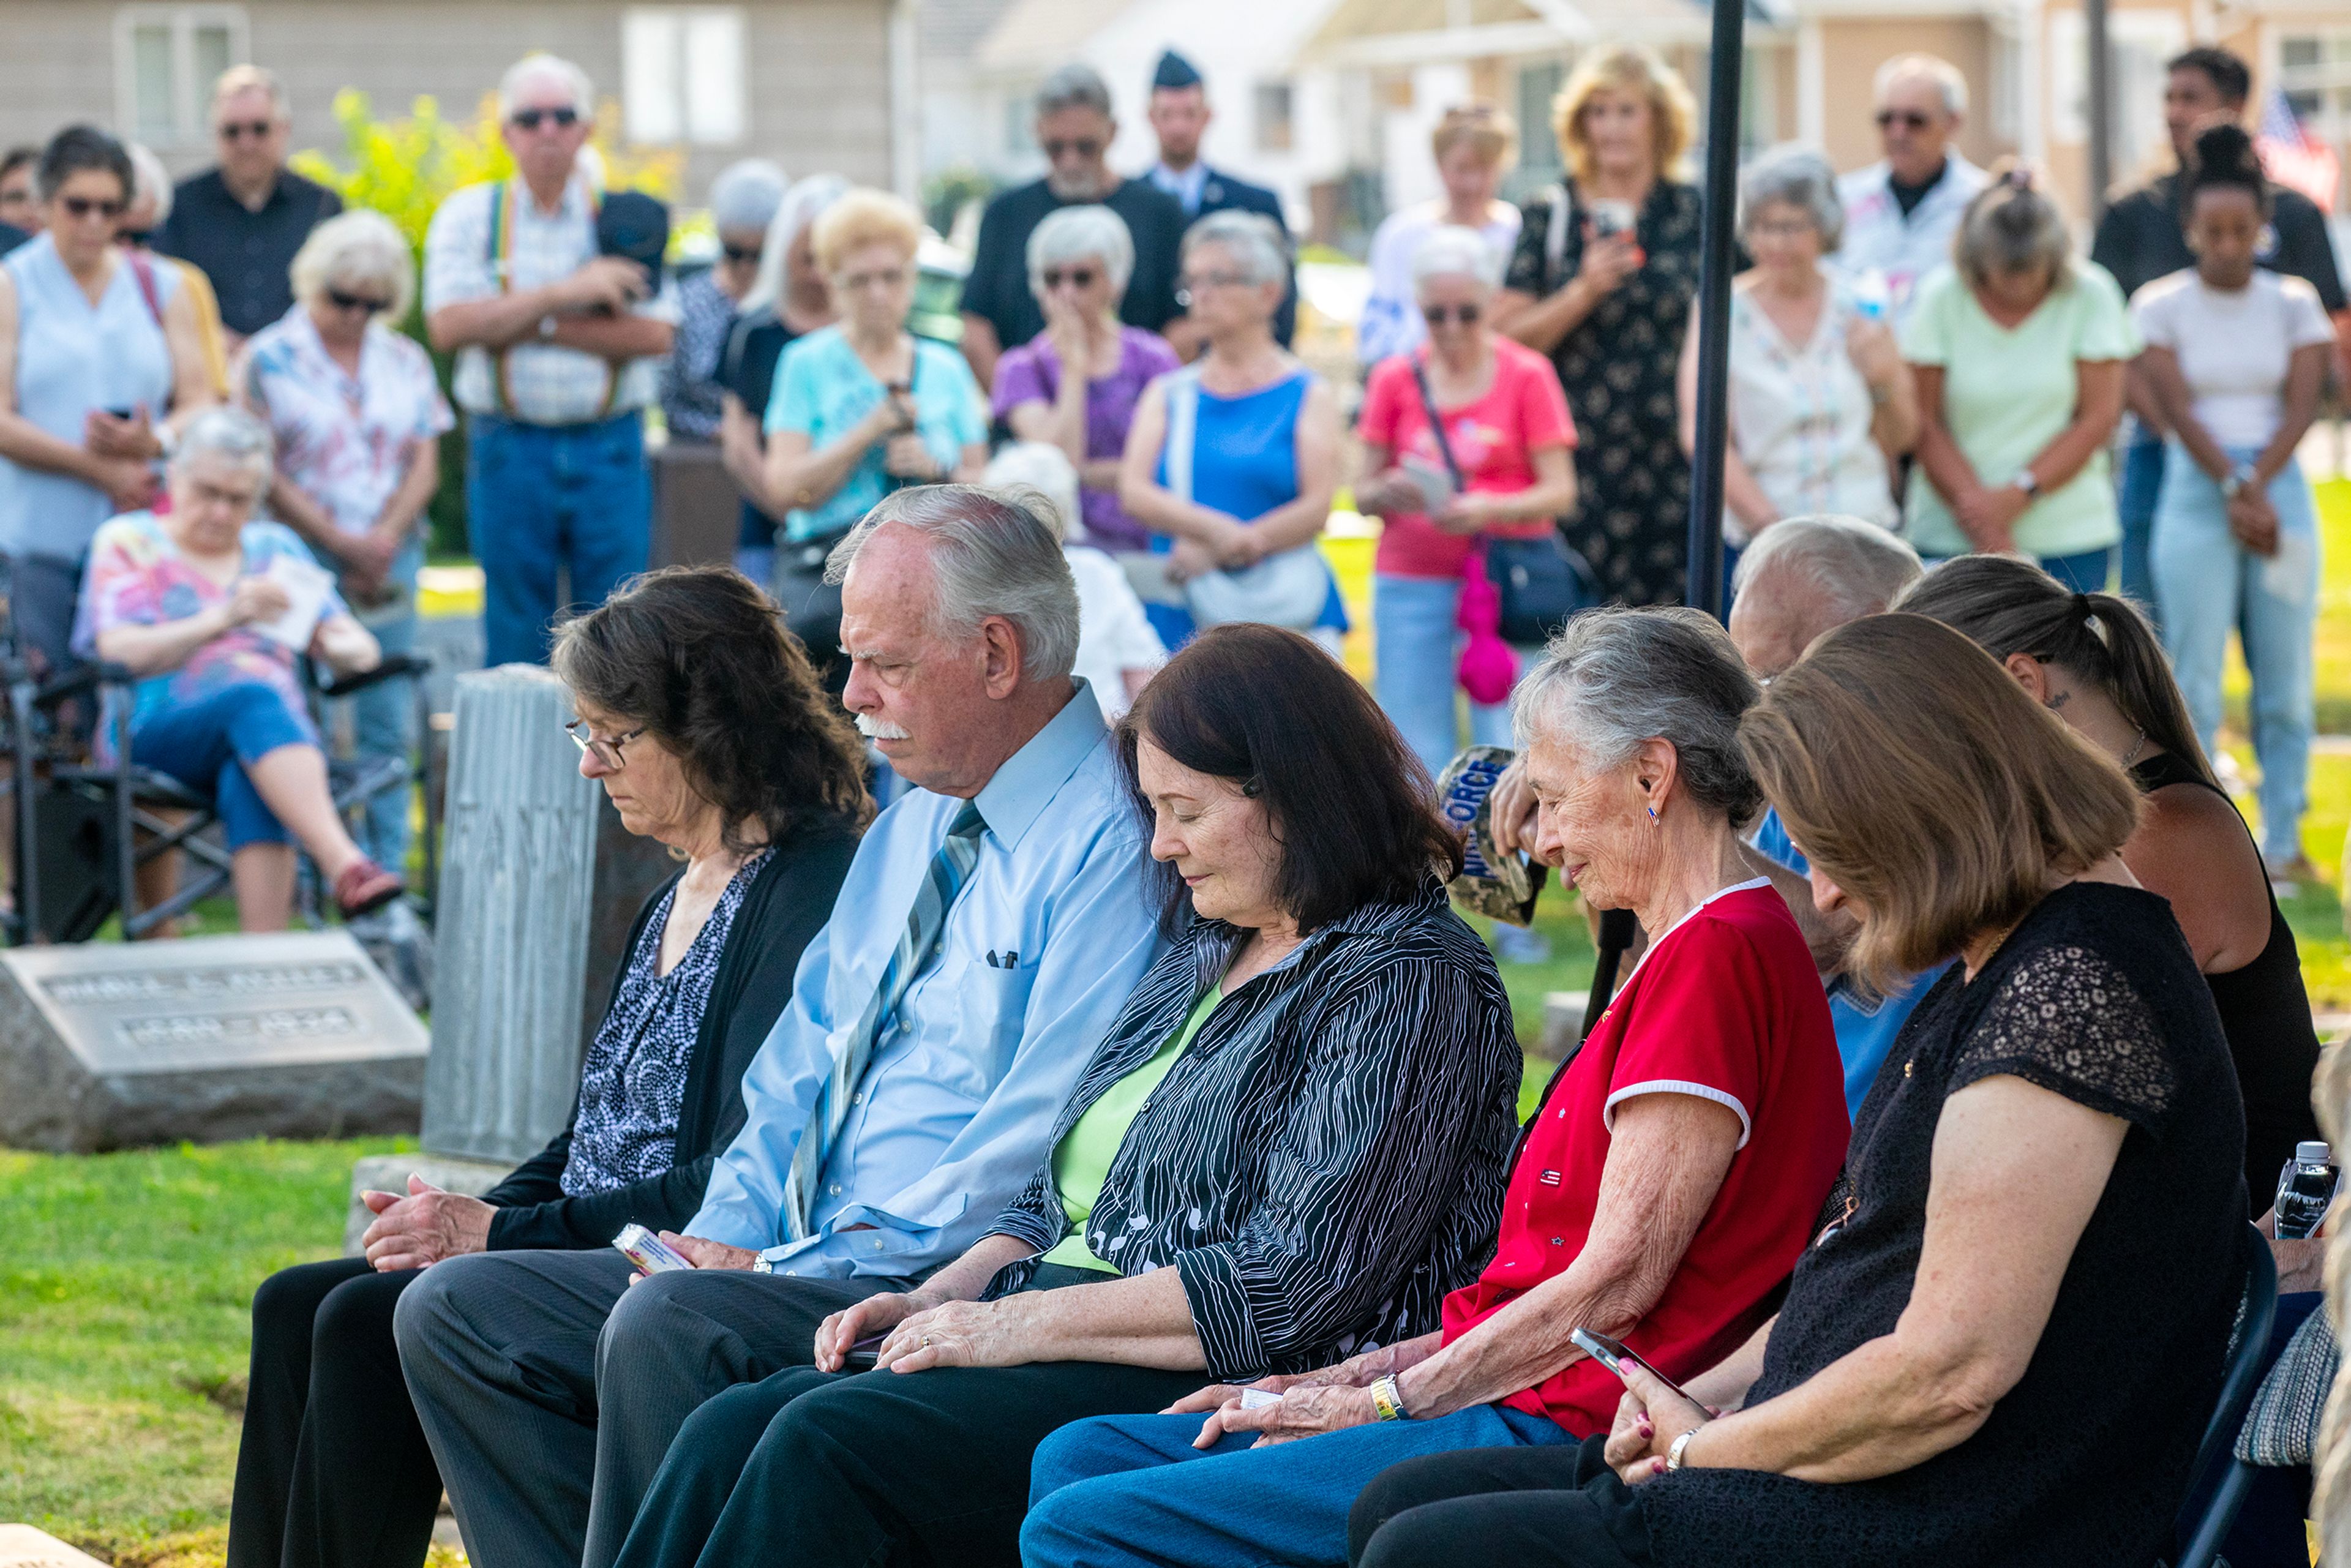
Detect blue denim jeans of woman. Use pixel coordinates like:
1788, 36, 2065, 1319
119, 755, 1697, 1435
131, 681, 315, 849
1021, 1402, 1574, 1568
2118, 431, 2167, 618
336, 537, 422, 874
1373, 573, 1517, 779
2153, 441, 2320, 863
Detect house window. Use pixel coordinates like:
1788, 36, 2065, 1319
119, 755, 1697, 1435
2277, 32, 2351, 143
2050, 7, 2185, 177
1255, 81, 1295, 154
1005, 92, 1037, 157
621, 6, 746, 146
1517, 59, 1566, 171
114, 6, 248, 147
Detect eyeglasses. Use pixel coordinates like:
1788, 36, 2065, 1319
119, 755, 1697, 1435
1041, 137, 1104, 160
836, 266, 908, 292
722, 243, 763, 266
566, 719, 647, 770
1041, 265, 1098, 291
1421, 302, 1482, 326
509, 106, 580, 132
1874, 108, 1933, 131
217, 119, 276, 141
59, 196, 125, 220
118, 229, 154, 248
1174, 269, 1251, 307
326, 287, 391, 315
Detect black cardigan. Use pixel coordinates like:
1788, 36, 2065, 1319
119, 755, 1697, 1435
480, 813, 860, 1250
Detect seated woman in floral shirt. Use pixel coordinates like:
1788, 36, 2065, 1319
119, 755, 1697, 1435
71, 406, 399, 926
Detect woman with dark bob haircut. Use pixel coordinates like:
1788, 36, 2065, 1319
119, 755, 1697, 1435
590, 622, 1523, 1568
1354, 613, 2244, 1568
228, 565, 869, 1568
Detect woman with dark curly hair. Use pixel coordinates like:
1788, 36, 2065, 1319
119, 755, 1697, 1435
227, 564, 869, 1568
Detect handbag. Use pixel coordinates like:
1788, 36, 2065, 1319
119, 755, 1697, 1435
1410, 359, 1596, 647
1163, 367, 1330, 630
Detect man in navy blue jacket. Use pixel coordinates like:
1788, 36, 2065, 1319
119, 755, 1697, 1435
1142, 50, 1297, 347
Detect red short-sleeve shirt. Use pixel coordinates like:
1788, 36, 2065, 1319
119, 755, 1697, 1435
1359, 336, 1577, 582
1440, 882, 1850, 1436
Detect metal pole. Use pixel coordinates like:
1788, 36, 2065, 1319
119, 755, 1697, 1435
2086, 0, 2113, 219
1685, 0, 1747, 618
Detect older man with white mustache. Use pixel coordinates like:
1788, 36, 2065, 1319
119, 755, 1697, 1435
394, 482, 1168, 1568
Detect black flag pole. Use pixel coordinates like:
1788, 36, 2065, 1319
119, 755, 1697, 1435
1581, 0, 1747, 1046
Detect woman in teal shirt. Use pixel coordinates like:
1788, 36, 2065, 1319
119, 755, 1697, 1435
760, 187, 986, 547
1902, 165, 2137, 592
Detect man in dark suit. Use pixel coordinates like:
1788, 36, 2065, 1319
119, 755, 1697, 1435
1142, 50, 1296, 347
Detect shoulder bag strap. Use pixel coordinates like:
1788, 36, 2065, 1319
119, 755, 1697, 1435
1164, 365, 1204, 506
1410, 356, 1466, 491
124, 251, 165, 328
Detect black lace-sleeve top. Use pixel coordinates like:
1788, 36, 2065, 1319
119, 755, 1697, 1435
1637, 882, 2247, 1568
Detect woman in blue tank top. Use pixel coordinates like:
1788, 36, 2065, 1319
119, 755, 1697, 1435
1119, 210, 1345, 650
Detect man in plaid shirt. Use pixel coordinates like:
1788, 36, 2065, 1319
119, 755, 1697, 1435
424, 54, 678, 665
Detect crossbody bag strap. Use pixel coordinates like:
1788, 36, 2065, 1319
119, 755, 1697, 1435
1409, 357, 1466, 491
1163, 365, 1204, 506
124, 251, 165, 328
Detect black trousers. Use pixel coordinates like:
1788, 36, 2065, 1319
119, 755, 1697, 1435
227, 1256, 440, 1568
611, 1271, 1202, 1568
1348, 1435, 1654, 1568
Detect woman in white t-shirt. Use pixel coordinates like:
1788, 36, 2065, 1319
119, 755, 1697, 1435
2133, 122, 2337, 877
1355, 105, 1524, 370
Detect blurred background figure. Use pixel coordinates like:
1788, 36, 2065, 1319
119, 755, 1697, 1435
0, 145, 40, 241
1683, 144, 1914, 585
1902, 166, 2134, 590
156, 65, 343, 352
1834, 54, 1986, 326
1357, 105, 1521, 370
1498, 44, 1704, 607
663, 158, 787, 445
1142, 50, 1295, 348
991, 204, 1178, 567
124, 140, 231, 398
983, 440, 1164, 721
719, 173, 847, 586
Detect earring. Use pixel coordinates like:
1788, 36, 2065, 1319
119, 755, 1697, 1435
1646, 806, 1657, 822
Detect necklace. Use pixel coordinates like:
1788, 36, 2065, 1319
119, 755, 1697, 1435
2123, 728, 2148, 767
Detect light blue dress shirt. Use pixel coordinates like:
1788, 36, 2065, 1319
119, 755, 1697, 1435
1149, 161, 1210, 217
688, 681, 1168, 1276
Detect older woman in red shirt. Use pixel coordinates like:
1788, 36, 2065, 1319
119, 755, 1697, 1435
1019, 606, 1850, 1568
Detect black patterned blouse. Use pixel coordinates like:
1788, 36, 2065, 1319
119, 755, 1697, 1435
561, 850, 770, 1196
661, 269, 737, 442
1637, 882, 2246, 1567
984, 877, 1523, 1381
1505, 178, 1704, 607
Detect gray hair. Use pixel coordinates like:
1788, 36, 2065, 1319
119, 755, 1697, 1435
126, 141, 172, 228
1035, 63, 1114, 120
742, 173, 849, 316
211, 64, 289, 121
499, 54, 594, 120
1513, 606, 1763, 820
1954, 167, 2072, 290
1733, 515, 1923, 623
1027, 204, 1135, 301
172, 406, 276, 482
981, 443, 1082, 543
1738, 144, 1844, 252
825, 484, 1081, 683
1410, 225, 1502, 293
1874, 53, 1968, 118
710, 158, 788, 236
290, 208, 416, 320
1181, 209, 1288, 288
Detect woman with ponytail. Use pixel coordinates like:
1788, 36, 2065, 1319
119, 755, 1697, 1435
1899, 553, 2320, 1207
2131, 120, 2334, 882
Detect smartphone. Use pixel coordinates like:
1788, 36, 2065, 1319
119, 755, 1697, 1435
612, 1222, 695, 1278
1571, 1327, 1700, 1408
845, 1332, 887, 1370
1587, 198, 1637, 241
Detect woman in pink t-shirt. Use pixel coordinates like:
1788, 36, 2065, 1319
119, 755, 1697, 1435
1357, 226, 1578, 781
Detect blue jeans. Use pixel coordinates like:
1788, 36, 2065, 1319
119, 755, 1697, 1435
2118, 432, 2166, 616
1022, 1403, 1573, 1568
2037, 546, 2115, 593
131, 681, 314, 850
334, 540, 421, 871
2153, 442, 2320, 862
467, 411, 651, 667
1373, 573, 1519, 779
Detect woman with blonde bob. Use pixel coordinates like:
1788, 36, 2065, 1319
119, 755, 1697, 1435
1496, 45, 1705, 606
1351, 612, 2250, 1568
1357, 104, 1525, 367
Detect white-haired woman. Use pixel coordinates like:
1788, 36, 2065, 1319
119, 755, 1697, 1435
664, 158, 787, 443
238, 207, 451, 879
73, 408, 399, 928
983, 439, 1164, 720
1358, 225, 1578, 779
992, 204, 1180, 561
1119, 209, 1343, 648
1678, 145, 1915, 592
720, 173, 846, 582
1359, 105, 1525, 369
1903, 165, 2135, 590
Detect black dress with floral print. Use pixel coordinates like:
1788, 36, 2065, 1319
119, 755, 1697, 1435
1504, 178, 1704, 607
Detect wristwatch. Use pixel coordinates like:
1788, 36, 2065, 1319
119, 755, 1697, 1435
1368, 1373, 1411, 1422
2009, 469, 2041, 500
537, 313, 560, 341
1666, 1428, 1701, 1472
2223, 465, 2258, 500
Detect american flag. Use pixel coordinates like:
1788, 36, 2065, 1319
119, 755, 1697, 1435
2256, 87, 2341, 214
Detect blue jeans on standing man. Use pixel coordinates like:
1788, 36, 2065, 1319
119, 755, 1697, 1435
334, 538, 423, 873
2152, 441, 2320, 864
467, 411, 651, 667
2118, 430, 2167, 615
1373, 573, 1518, 779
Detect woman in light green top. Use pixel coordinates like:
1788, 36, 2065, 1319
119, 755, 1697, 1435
1901, 164, 2137, 592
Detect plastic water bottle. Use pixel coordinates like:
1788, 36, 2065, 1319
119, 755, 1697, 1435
2274, 1141, 2338, 1240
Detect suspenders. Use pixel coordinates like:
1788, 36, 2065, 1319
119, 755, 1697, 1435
484, 179, 619, 421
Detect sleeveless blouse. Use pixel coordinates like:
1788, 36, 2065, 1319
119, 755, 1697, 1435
1724, 272, 1898, 543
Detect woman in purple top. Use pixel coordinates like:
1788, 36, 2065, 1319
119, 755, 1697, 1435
992, 205, 1180, 557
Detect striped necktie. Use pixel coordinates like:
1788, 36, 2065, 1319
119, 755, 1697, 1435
781, 800, 986, 1240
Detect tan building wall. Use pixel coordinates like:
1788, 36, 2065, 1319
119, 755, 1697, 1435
1813, 15, 2008, 174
